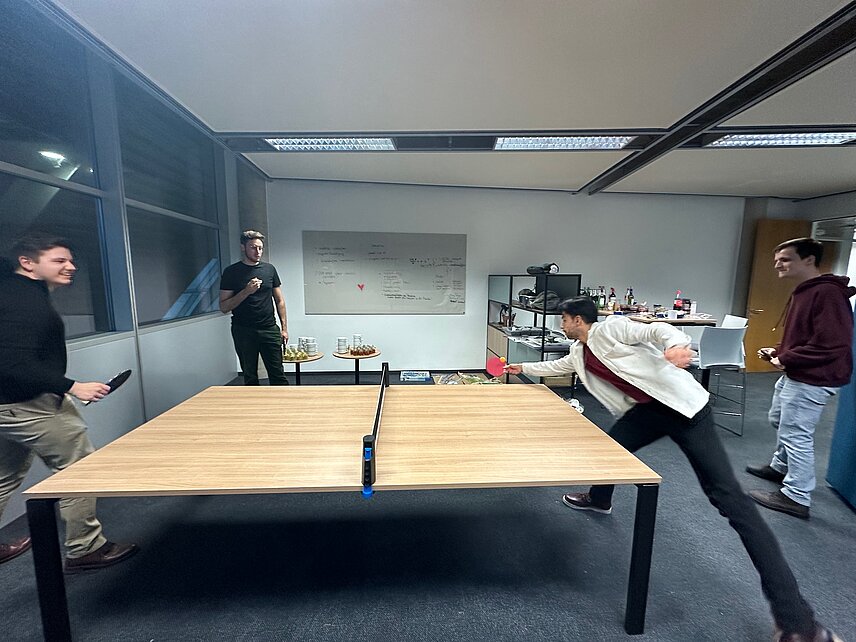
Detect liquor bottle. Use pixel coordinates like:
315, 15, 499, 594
626, 287, 634, 306
608, 287, 617, 310
598, 286, 606, 309
673, 290, 683, 310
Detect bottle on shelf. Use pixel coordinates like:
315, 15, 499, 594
626, 287, 634, 306
673, 290, 683, 310
598, 286, 606, 309
608, 287, 617, 310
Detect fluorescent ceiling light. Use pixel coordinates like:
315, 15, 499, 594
495, 136, 633, 150
265, 137, 395, 151
38, 150, 67, 167
707, 133, 856, 147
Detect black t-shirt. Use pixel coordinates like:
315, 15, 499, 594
219, 261, 282, 328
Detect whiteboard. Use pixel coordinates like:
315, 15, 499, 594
303, 231, 466, 314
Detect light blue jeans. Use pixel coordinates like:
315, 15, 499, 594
768, 375, 838, 506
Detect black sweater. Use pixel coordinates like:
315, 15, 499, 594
0, 271, 75, 403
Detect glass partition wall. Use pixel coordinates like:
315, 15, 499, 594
0, 1, 229, 338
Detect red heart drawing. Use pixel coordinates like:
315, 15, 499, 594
357, 283, 365, 291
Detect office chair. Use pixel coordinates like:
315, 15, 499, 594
721, 314, 748, 328
693, 326, 748, 436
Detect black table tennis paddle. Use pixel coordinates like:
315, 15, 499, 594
82, 369, 132, 406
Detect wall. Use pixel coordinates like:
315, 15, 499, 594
792, 191, 856, 221
265, 180, 746, 371
138, 314, 236, 419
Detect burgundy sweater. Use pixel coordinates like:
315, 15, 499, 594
774, 275, 856, 387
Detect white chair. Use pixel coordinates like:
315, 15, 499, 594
721, 314, 748, 328
694, 326, 748, 436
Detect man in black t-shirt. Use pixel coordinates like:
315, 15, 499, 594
219, 230, 289, 385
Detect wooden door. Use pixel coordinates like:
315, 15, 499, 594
744, 219, 811, 372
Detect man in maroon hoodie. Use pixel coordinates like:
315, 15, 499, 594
748, 237, 856, 519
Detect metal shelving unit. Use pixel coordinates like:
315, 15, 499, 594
486, 273, 582, 384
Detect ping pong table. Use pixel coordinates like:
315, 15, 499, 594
25, 363, 661, 641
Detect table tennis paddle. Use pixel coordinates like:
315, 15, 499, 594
83, 369, 132, 406
486, 356, 507, 377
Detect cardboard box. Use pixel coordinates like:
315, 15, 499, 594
432, 372, 502, 385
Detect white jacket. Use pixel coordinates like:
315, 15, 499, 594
522, 316, 710, 418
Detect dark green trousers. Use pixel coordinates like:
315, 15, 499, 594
231, 324, 288, 385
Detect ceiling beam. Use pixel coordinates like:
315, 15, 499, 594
582, 2, 856, 195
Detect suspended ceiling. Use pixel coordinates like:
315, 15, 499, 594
51, 0, 856, 199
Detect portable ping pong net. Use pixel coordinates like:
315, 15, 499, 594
24, 362, 661, 641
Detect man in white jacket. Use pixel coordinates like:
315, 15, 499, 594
506, 296, 839, 642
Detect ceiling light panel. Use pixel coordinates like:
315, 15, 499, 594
265, 137, 395, 151
495, 136, 633, 150
707, 133, 856, 147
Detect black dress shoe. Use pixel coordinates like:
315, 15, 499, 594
746, 464, 786, 483
749, 489, 809, 519
64, 541, 139, 573
0, 536, 32, 564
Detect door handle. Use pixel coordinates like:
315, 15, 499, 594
749, 309, 764, 314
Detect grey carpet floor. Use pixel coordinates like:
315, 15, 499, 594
1, 372, 854, 641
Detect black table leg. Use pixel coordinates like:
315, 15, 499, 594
624, 483, 659, 635
295, 362, 301, 385
354, 359, 360, 385
701, 368, 711, 390
27, 498, 72, 642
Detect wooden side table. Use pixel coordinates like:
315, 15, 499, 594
332, 350, 381, 384
282, 352, 323, 385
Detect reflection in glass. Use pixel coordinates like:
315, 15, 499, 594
0, 174, 110, 337
127, 208, 220, 325
115, 74, 217, 221
0, 2, 97, 186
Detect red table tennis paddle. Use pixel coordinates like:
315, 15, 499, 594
486, 356, 507, 377
83, 369, 132, 406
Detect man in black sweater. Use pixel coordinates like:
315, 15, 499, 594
0, 234, 137, 571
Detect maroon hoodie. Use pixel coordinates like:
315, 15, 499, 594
774, 274, 856, 387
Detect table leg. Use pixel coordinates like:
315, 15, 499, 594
295, 362, 301, 385
701, 368, 711, 390
354, 359, 360, 385
26, 498, 72, 642
624, 483, 659, 635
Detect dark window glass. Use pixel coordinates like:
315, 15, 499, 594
0, 174, 110, 337
115, 75, 218, 222
127, 208, 220, 325
0, 2, 97, 187
237, 161, 268, 235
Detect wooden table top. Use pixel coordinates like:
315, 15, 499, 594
25, 385, 659, 499
628, 315, 716, 326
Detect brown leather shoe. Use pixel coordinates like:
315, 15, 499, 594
64, 541, 138, 574
746, 464, 786, 484
749, 489, 810, 519
775, 624, 843, 641
0, 536, 32, 564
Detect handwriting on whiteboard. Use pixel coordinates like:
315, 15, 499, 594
303, 232, 466, 314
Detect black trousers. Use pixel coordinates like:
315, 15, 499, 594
231, 324, 288, 386
589, 401, 815, 636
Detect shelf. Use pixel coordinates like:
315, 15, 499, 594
511, 301, 560, 315
487, 272, 581, 388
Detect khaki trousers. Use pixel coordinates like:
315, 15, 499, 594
0, 393, 106, 558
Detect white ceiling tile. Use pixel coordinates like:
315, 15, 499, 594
605, 148, 856, 199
